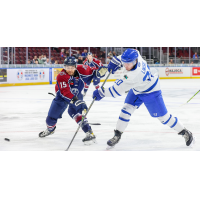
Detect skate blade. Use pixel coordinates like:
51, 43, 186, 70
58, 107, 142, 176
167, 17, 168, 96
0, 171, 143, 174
39, 132, 46, 138
106, 145, 115, 150
84, 139, 96, 146
189, 136, 196, 147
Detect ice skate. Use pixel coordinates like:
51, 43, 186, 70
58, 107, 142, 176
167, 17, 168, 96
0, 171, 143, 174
82, 129, 96, 145
106, 130, 122, 150
39, 126, 56, 138
178, 128, 195, 146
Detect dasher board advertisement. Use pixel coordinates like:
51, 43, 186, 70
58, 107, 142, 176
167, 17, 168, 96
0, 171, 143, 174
7, 68, 49, 83
192, 67, 200, 77
0, 69, 7, 82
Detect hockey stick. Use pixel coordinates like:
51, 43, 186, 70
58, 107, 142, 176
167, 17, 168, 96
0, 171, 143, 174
65, 70, 112, 151
48, 92, 56, 97
180, 90, 200, 106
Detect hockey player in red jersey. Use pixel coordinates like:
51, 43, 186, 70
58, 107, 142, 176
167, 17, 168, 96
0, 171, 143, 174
83, 52, 104, 97
39, 57, 107, 145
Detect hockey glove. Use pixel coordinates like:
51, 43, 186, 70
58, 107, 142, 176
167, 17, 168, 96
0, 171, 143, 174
96, 66, 108, 78
93, 87, 105, 101
108, 56, 122, 74
70, 97, 88, 112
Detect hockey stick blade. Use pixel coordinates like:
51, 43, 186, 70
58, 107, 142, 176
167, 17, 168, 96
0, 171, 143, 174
65, 69, 112, 151
89, 123, 101, 125
48, 92, 56, 97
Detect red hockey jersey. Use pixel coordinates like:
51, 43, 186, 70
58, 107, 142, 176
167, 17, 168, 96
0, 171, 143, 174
55, 65, 98, 102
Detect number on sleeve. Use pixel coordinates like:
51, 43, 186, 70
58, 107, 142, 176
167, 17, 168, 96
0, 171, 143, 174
115, 79, 123, 86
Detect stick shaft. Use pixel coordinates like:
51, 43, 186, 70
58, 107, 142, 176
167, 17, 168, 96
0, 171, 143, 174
186, 90, 200, 103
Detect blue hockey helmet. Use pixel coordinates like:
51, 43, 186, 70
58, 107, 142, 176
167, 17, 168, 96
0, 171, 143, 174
63, 57, 77, 69
121, 49, 138, 65
87, 52, 93, 56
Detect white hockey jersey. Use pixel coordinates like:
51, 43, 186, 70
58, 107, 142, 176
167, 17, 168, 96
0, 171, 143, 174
105, 50, 160, 97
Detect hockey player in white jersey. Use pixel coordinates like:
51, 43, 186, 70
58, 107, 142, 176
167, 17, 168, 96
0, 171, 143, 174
92, 48, 194, 148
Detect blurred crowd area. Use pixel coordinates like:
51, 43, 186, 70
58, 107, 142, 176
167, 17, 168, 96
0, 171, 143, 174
1, 47, 200, 65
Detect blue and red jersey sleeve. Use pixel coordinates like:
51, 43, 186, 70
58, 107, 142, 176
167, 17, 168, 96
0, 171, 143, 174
77, 64, 96, 85
93, 58, 103, 68
77, 64, 97, 77
55, 70, 74, 102
83, 59, 87, 65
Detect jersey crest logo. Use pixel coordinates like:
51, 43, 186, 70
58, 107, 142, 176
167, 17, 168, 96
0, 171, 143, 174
138, 62, 141, 67
71, 88, 79, 95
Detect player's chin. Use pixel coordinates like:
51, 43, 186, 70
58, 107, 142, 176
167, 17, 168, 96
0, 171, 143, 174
126, 67, 133, 71
68, 72, 75, 76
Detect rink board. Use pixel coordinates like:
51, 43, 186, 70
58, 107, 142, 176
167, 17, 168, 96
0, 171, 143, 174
0, 68, 50, 86
101, 66, 200, 81
0, 66, 200, 86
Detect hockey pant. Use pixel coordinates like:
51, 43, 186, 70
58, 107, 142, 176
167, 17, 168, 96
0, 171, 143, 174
46, 98, 68, 131
116, 103, 184, 133
116, 90, 184, 133
46, 97, 91, 133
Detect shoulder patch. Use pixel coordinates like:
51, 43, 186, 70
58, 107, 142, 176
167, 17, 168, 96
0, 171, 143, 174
60, 71, 66, 76
124, 75, 128, 79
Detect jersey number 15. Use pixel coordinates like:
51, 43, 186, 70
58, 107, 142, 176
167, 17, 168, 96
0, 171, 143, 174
60, 82, 67, 88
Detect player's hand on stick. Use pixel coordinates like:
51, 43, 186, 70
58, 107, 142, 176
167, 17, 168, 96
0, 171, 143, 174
108, 56, 122, 74
96, 66, 108, 78
70, 97, 88, 112
93, 87, 105, 101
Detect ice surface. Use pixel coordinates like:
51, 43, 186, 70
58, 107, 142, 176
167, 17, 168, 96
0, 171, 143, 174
0, 79, 199, 151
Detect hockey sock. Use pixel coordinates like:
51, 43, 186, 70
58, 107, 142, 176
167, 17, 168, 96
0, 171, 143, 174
84, 88, 88, 93
46, 116, 57, 131
116, 103, 137, 132
73, 113, 91, 133
157, 113, 184, 132
95, 85, 100, 89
